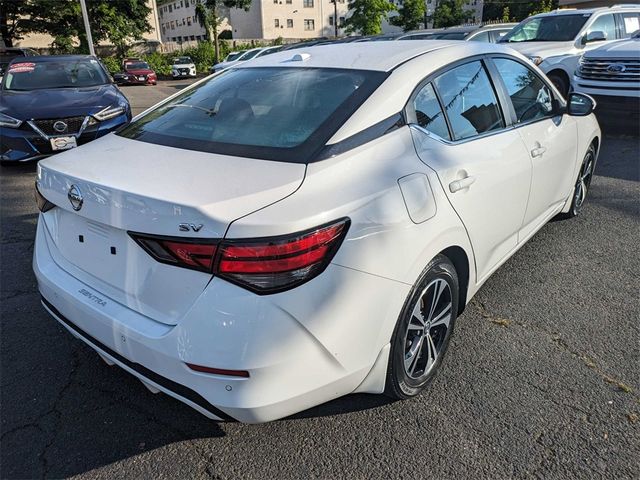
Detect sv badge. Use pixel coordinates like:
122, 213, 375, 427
179, 223, 204, 232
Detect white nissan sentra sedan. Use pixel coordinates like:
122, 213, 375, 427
34, 41, 601, 423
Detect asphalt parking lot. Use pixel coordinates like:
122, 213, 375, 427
1, 81, 639, 479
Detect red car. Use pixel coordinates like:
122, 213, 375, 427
114, 59, 157, 85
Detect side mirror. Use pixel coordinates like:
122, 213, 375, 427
567, 92, 596, 116
582, 30, 607, 45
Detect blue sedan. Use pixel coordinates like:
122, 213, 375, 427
0, 55, 131, 163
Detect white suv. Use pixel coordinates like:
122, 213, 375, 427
500, 5, 640, 96
573, 31, 640, 121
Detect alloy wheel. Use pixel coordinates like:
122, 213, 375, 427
403, 278, 453, 379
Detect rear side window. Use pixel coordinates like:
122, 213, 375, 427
118, 67, 386, 162
413, 83, 450, 140
619, 13, 640, 38
493, 58, 554, 123
433, 61, 504, 141
469, 31, 490, 42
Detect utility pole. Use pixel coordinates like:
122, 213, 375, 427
332, 0, 338, 38
79, 0, 95, 56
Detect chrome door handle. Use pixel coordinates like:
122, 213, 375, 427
531, 146, 547, 158
449, 176, 476, 193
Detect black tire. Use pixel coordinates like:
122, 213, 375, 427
548, 73, 569, 99
557, 144, 596, 220
385, 254, 459, 400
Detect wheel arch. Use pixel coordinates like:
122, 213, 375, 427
547, 68, 571, 95
439, 246, 470, 316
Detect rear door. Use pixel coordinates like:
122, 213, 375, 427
409, 59, 531, 282
489, 56, 578, 239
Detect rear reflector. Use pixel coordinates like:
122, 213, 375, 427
129, 218, 349, 294
186, 363, 250, 378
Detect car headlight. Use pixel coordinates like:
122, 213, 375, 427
91, 105, 126, 123
0, 112, 22, 128
528, 56, 544, 66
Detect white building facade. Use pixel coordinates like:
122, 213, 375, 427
228, 0, 350, 40
157, 0, 232, 43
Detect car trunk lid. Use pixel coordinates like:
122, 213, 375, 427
37, 134, 306, 325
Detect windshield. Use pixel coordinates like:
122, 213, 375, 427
238, 49, 262, 61
118, 67, 386, 162
501, 14, 590, 42
431, 32, 469, 40
3, 59, 109, 91
226, 51, 245, 61
125, 61, 150, 70
174, 57, 192, 64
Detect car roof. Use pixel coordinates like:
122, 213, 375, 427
238, 40, 509, 72
417, 23, 516, 34
7, 54, 97, 63
532, 6, 640, 17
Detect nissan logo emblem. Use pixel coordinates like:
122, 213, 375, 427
68, 184, 83, 211
53, 120, 68, 133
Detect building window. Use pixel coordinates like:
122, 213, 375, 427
185, 0, 189, 6
304, 19, 314, 30
303, 0, 313, 7
339, 16, 345, 26
329, 16, 334, 26
286, 0, 292, 3
180, 0, 184, 7
168, 4, 172, 12
275, 19, 280, 28
287, 18, 293, 28
274, 0, 278, 3
190, 35, 195, 40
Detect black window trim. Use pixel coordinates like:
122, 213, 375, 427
486, 53, 566, 130
404, 54, 514, 146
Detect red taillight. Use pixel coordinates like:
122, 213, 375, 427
217, 220, 348, 293
186, 363, 250, 378
129, 218, 349, 294
131, 235, 218, 273
34, 182, 55, 213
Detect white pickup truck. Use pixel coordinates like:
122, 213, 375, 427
500, 5, 640, 97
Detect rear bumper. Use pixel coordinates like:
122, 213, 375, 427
33, 216, 408, 423
0, 115, 128, 162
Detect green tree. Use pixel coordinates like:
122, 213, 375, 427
0, 0, 39, 47
19, 0, 152, 55
483, 1, 559, 22
344, 0, 396, 36
530, 0, 554, 16
195, 0, 251, 65
390, 0, 425, 32
433, 0, 473, 28
501, 6, 511, 23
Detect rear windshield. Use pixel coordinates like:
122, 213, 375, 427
118, 67, 386, 162
501, 14, 590, 42
125, 62, 150, 70
3, 59, 109, 90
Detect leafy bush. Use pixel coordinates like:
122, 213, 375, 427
142, 51, 171, 76
100, 56, 121, 74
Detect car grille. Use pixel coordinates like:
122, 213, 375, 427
577, 57, 640, 82
32, 116, 86, 136
179, 68, 189, 74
